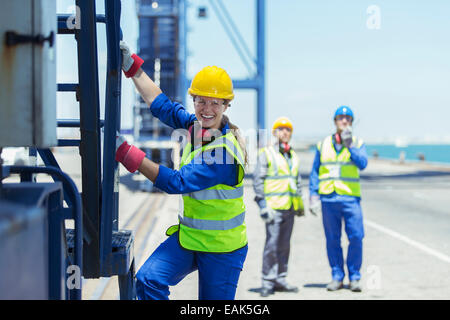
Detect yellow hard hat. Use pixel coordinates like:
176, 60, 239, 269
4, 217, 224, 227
188, 66, 234, 100
272, 117, 293, 131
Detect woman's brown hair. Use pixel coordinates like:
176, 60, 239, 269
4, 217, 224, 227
221, 113, 248, 168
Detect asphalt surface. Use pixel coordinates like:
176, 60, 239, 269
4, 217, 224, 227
27, 148, 450, 300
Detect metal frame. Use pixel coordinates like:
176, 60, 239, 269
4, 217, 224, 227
134, 0, 181, 142
178, 0, 188, 107
203, 0, 266, 144
33, 0, 135, 299
4, 0, 264, 300
1, 0, 136, 300
73, 0, 103, 278
4, 165, 83, 300
101, 0, 122, 276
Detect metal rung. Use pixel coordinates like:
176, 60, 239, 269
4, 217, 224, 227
57, 120, 105, 128
58, 83, 78, 92
57, 21, 75, 35
57, 139, 80, 147
57, 14, 106, 34
66, 229, 134, 277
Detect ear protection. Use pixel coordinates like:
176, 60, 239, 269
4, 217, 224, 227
280, 142, 291, 153
335, 133, 342, 145
188, 122, 215, 146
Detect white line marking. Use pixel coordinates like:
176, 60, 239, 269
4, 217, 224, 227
365, 219, 450, 264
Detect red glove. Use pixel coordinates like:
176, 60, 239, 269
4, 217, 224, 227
120, 41, 144, 78
124, 54, 144, 78
115, 136, 146, 173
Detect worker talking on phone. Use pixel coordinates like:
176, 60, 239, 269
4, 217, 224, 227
309, 106, 368, 292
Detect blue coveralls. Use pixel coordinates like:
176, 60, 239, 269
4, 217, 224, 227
309, 137, 368, 282
135, 93, 248, 300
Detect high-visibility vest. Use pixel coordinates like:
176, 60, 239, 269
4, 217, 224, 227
261, 145, 303, 211
317, 135, 363, 197
166, 132, 247, 253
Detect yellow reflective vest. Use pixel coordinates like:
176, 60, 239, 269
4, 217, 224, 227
261, 145, 304, 211
166, 132, 248, 253
317, 135, 363, 197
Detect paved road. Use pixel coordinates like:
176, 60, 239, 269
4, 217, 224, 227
48, 148, 450, 300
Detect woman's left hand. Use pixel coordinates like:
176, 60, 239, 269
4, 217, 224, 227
120, 40, 144, 78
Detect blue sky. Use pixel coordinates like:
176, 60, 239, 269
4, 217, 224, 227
57, 0, 450, 143
187, 0, 450, 143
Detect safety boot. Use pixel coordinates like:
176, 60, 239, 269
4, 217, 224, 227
349, 280, 362, 292
326, 280, 344, 291
260, 287, 274, 297
274, 283, 299, 293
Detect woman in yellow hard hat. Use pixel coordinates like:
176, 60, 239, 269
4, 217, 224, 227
252, 116, 304, 297
116, 41, 248, 300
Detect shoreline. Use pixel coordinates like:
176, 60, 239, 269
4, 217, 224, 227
296, 150, 450, 174
368, 156, 450, 172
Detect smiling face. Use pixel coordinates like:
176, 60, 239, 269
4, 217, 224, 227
193, 95, 229, 129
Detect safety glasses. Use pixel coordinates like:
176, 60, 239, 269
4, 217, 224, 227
275, 126, 292, 132
194, 97, 226, 108
335, 115, 353, 122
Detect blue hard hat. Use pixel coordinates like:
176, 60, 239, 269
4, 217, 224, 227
334, 105, 354, 120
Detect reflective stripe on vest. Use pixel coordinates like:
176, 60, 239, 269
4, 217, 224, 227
318, 135, 363, 197
167, 131, 247, 253
262, 146, 303, 211
178, 211, 245, 230
183, 185, 244, 200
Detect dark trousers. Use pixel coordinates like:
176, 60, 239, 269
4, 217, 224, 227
136, 232, 248, 300
262, 210, 295, 289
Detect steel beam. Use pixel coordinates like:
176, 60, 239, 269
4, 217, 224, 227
101, 0, 122, 275
75, 0, 102, 278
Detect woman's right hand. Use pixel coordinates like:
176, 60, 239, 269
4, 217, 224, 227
116, 133, 146, 173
